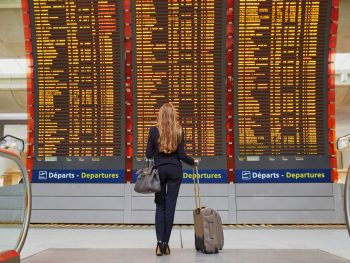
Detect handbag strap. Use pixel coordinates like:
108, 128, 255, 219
142, 157, 155, 168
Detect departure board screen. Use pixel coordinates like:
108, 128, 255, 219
234, 0, 331, 175
30, 0, 125, 179
133, 0, 226, 164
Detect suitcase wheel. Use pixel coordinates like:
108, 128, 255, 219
202, 248, 219, 254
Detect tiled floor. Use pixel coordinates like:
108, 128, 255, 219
22, 248, 350, 263
16, 226, 350, 262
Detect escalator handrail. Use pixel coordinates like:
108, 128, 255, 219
345, 166, 350, 237
0, 148, 31, 253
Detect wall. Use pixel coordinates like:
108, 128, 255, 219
0, 158, 18, 176
30, 183, 346, 224
341, 148, 350, 169
0, 184, 25, 223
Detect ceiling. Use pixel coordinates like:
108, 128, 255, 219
0, 0, 349, 137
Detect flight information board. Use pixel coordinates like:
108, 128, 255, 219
30, 0, 124, 183
234, 0, 332, 183
132, 0, 226, 178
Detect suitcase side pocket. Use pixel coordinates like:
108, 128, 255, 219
202, 211, 219, 253
209, 221, 214, 239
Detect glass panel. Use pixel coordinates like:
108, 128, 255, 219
3, 125, 27, 144
0, 156, 25, 251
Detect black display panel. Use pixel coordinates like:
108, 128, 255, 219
132, 0, 227, 181
30, 0, 124, 181
234, 0, 331, 180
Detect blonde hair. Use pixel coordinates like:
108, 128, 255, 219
156, 103, 182, 154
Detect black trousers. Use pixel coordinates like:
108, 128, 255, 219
155, 164, 182, 243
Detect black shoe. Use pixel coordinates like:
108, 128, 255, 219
156, 241, 163, 256
163, 243, 170, 255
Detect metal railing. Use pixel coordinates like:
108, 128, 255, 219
0, 148, 31, 253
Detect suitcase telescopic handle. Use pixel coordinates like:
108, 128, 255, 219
192, 165, 201, 210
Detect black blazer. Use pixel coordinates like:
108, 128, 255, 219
145, 126, 194, 167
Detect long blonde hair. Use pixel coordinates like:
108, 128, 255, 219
156, 103, 182, 154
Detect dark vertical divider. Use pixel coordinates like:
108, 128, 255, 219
328, 0, 339, 182
226, 0, 235, 182
124, 0, 133, 182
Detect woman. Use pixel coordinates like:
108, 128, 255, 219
146, 103, 198, 256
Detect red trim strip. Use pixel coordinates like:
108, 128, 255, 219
0, 250, 19, 262
21, 0, 34, 182
328, 0, 339, 182
124, 0, 133, 182
226, 0, 235, 183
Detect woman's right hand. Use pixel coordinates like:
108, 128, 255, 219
194, 159, 199, 166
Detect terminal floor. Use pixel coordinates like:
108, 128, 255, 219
17, 226, 350, 262
22, 248, 350, 263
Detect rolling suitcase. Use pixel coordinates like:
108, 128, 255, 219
192, 165, 224, 253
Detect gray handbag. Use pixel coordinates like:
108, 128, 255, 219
134, 159, 161, 194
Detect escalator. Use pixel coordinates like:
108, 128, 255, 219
0, 147, 31, 263
345, 166, 350, 237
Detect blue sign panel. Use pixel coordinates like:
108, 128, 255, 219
32, 170, 125, 183
235, 169, 331, 183
132, 169, 227, 184
182, 169, 227, 183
